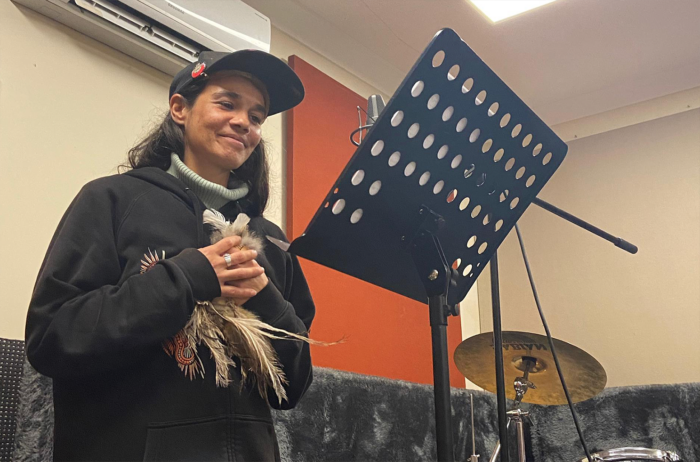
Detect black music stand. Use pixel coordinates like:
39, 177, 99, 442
283, 28, 568, 462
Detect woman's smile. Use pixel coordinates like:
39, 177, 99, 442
219, 133, 246, 148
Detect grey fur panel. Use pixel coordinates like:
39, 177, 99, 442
11, 361, 700, 461
273, 368, 698, 461
272, 367, 501, 461
12, 358, 53, 462
526, 382, 700, 461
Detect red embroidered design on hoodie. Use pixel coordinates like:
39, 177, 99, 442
140, 249, 203, 380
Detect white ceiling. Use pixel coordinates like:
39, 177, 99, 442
245, 0, 700, 125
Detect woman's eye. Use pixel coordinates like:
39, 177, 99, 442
251, 115, 263, 124
218, 101, 234, 109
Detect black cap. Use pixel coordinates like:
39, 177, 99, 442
169, 50, 305, 116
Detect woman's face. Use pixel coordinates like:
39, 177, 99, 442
174, 72, 267, 173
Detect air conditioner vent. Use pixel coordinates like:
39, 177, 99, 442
79, 0, 148, 31
11, 0, 271, 75
74, 0, 200, 61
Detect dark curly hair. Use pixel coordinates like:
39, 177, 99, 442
124, 75, 270, 216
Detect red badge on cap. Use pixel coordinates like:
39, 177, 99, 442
191, 62, 206, 78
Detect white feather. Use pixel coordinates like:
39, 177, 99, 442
202, 209, 228, 232
230, 213, 251, 232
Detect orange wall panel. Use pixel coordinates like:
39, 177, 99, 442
286, 56, 463, 388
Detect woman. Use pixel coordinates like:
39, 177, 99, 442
25, 50, 313, 461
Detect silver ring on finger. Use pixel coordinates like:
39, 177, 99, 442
223, 253, 233, 268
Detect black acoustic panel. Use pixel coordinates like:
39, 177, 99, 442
0, 339, 24, 462
289, 28, 567, 305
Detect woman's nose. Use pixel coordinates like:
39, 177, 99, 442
230, 111, 250, 131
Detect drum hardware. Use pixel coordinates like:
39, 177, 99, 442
513, 358, 537, 405
577, 447, 682, 461
487, 369, 535, 462
487, 409, 531, 462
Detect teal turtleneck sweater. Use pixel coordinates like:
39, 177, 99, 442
166, 153, 249, 210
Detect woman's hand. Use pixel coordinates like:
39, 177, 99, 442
198, 236, 265, 302
225, 258, 269, 306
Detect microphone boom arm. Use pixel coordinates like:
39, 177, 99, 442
532, 197, 638, 254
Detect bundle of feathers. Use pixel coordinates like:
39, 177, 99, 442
176, 209, 327, 405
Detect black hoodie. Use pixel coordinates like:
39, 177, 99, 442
25, 167, 315, 461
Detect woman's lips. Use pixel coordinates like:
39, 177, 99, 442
220, 134, 246, 148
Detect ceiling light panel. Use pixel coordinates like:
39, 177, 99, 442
470, 0, 559, 23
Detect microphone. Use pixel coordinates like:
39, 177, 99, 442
366, 94, 385, 127
351, 94, 386, 146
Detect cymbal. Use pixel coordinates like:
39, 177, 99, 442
454, 331, 606, 405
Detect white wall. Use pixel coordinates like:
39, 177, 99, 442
476, 103, 700, 387
0, 2, 389, 340
1, 2, 170, 340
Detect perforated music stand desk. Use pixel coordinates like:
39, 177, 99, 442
283, 28, 568, 461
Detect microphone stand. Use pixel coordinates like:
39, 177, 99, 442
488, 197, 637, 461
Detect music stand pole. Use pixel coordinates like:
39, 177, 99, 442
429, 292, 455, 462
410, 212, 458, 462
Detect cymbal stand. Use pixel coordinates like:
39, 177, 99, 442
488, 360, 537, 462
513, 358, 537, 405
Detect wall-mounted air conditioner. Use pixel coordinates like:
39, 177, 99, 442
11, 0, 271, 75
